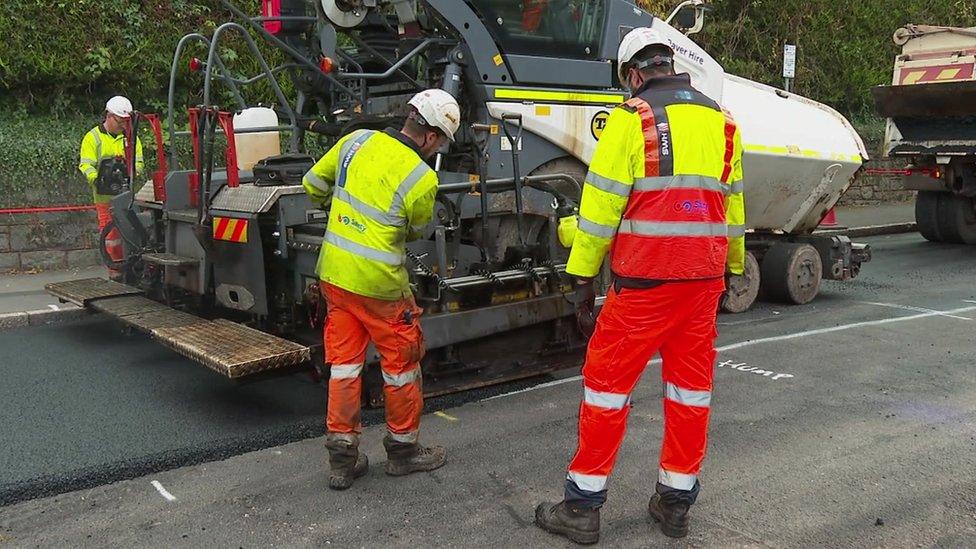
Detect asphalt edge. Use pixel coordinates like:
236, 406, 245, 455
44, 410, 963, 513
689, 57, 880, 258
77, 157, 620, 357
0, 307, 91, 332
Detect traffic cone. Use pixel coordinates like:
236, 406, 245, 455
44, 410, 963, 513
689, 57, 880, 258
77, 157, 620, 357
819, 208, 839, 228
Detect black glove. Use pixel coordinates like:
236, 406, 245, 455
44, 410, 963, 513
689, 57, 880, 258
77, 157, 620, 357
574, 277, 597, 339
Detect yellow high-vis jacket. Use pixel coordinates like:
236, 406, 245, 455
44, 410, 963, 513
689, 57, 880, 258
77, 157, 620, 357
567, 74, 746, 281
78, 125, 143, 204
303, 128, 438, 300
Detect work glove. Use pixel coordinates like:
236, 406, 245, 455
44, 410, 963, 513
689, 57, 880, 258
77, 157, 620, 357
574, 277, 597, 339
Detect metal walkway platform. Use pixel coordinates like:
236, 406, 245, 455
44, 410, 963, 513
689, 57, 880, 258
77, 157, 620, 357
44, 278, 311, 379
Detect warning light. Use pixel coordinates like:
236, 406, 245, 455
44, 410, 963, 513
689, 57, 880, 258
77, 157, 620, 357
319, 57, 334, 74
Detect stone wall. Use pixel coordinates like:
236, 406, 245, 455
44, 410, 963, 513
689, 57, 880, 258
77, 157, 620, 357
838, 158, 915, 207
0, 210, 101, 272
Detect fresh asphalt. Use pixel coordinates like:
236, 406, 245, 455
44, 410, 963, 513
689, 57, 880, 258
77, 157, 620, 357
1, 232, 975, 547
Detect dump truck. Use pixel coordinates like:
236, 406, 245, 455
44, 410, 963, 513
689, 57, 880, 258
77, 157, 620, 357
872, 24, 976, 244
47, 0, 870, 400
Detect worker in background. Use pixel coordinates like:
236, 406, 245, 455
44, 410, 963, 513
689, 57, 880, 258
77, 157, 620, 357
78, 96, 143, 280
302, 89, 461, 490
534, 27, 746, 544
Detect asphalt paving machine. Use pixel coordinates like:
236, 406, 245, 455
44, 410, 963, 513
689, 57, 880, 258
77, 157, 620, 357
48, 0, 872, 399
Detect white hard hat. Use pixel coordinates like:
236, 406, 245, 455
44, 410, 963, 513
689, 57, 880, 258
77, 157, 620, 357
617, 27, 673, 84
408, 89, 460, 142
105, 95, 133, 118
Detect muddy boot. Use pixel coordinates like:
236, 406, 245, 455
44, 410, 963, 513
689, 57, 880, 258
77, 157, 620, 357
383, 435, 446, 476
534, 501, 600, 545
325, 435, 369, 490
648, 493, 690, 538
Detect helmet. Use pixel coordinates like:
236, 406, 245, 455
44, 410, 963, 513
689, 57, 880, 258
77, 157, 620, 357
105, 96, 133, 118
617, 27, 673, 85
407, 89, 460, 142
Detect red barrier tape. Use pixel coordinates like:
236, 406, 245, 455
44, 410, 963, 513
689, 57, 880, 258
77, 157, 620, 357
0, 205, 96, 215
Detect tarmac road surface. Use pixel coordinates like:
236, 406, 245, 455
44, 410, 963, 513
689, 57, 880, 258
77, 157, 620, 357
2, 232, 976, 547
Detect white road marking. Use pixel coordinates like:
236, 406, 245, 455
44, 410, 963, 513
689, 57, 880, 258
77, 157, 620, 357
858, 301, 971, 321
151, 480, 176, 502
716, 304, 976, 353
482, 303, 976, 401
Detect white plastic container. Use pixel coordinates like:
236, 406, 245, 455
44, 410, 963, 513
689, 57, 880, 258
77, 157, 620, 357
233, 107, 281, 171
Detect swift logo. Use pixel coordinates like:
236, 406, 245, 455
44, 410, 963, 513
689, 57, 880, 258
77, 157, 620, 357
674, 200, 709, 215
337, 213, 367, 234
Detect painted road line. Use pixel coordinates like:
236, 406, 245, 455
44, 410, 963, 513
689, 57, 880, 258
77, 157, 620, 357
434, 411, 459, 422
858, 301, 972, 321
482, 303, 976, 401
150, 480, 177, 502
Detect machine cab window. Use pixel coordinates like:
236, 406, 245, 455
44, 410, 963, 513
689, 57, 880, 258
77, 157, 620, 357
468, 0, 606, 59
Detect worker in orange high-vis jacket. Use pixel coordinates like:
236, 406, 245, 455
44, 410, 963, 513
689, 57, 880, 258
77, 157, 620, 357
302, 89, 461, 491
78, 96, 143, 280
535, 27, 745, 545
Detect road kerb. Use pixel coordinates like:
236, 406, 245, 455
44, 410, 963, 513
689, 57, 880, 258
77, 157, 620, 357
815, 222, 917, 239
0, 307, 90, 331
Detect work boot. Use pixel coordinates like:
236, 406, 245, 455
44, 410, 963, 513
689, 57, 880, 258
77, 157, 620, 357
383, 434, 446, 476
325, 435, 369, 491
534, 501, 600, 545
647, 493, 690, 538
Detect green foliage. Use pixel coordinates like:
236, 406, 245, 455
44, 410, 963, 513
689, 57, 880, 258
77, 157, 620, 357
694, 0, 976, 117
0, 111, 99, 208
0, 1, 277, 115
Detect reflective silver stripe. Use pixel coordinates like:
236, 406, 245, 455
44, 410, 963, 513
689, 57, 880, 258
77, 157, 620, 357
334, 187, 406, 227
382, 367, 420, 387
81, 166, 97, 176
634, 175, 728, 195
388, 430, 419, 444
328, 432, 359, 444
389, 162, 432, 215
618, 220, 729, 237
659, 469, 697, 491
324, 231, 404, 266
330, 362, 363, 379
90, 129, 103, 159
577, 215, 617, 239
585, 170, 631, 197
730, 180, 744, 195
303, 169, 330, 191
104, 239, 122, 246
409, 223, 428, 234
664, 382, 711, 408
80, 157, 98, 165
339, 129, 374, 159
583, 386, 630, 410
727, 224, 746, 238
567, 471, 608, 492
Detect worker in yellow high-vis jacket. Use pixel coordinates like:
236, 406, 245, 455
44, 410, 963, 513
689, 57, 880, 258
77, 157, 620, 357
535, 27, 745, 545
302, 89, 460, 491
78, 96, 143, 279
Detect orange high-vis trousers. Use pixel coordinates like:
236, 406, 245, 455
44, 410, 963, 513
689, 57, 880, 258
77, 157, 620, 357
565, 278, 725, 508
322, 283, 425, 444
95, 203, 123, 276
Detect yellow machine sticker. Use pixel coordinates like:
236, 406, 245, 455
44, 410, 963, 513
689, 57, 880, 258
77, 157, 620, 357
492, 54, 504, 66
213, 217, 249, 243
493, 88, 626, 105
535, 105, 552, 116
590, 110, 610, 140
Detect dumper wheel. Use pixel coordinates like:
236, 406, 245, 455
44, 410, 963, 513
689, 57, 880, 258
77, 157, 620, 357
721, 252, 760, 313
915, 191, 944, 243
939, 194, 976, 245
761, 243, 822, 305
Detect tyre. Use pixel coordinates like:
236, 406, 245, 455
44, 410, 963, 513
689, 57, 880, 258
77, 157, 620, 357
721, 251, 760, 313
915, 191, 943, 243
760, 242, 823, 305
939, 194, 976, 245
